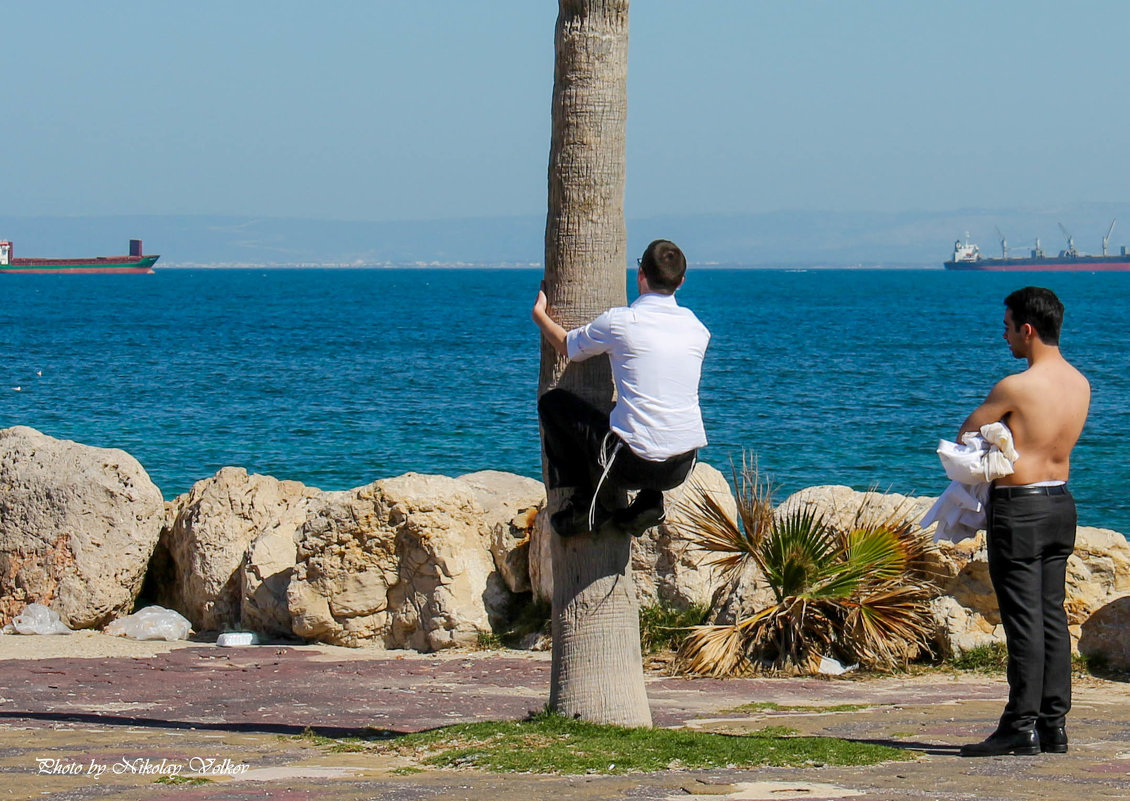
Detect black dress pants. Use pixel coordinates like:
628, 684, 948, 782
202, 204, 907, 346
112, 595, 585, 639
537, 388, 696, 502
987, 486, 1077, 734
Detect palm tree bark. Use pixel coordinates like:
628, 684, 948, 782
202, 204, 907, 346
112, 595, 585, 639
540, 0, 651, 727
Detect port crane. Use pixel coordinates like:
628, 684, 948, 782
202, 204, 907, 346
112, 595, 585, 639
994, 226, 1009, 259
1058, 223, 1078, 258
1103, 219, 1117, 256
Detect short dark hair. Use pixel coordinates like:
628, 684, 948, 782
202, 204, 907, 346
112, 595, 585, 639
1004, 286, 1064, 345
638, 239, 686, 293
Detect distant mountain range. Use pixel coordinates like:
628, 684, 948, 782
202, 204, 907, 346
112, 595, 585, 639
4, 203, 1130, 268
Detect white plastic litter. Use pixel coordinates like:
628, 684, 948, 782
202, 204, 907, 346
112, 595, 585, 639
104, 606, 192, 641
10, 603, 72, 635
817, 656, 857, 675
216, 631, 260, 647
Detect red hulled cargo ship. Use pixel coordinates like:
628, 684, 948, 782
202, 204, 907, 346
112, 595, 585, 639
0, 239, 159, 274
944, 221, 1130, 271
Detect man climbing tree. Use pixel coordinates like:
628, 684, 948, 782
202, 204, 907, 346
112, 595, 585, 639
534, 0, 710, 727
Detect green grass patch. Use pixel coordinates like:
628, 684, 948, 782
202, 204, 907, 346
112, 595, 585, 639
639, 602, 710, 655
383, 710, 910, 775
950, 643, 1008, 673
290, 727, 338, 746
154, 776, 211, 786
725, 701, 872, 714
288, 726, 396, 749
749, 724, 801, 736
476, 632, 505, 650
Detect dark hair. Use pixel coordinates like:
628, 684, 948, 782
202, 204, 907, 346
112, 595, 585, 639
638, 239, 686, 293
1004, 286, 1064, 345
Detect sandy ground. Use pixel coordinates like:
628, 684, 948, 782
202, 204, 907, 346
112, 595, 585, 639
0, 629, 545, 663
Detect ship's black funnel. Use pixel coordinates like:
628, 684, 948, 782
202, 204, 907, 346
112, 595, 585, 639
129, 239, 143, 258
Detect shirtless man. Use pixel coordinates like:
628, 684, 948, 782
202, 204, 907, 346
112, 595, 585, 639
957, 286, 1090, 758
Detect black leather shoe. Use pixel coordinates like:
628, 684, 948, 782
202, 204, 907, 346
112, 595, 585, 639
550, 495, 610, 538
959, 729, 1040, 757
1038, 726, 1068, 754
602, 494, 665, 538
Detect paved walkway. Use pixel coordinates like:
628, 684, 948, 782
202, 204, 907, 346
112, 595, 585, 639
1, 636, 1129, 800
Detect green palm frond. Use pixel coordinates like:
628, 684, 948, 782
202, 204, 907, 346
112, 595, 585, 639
756, 506, 842, 601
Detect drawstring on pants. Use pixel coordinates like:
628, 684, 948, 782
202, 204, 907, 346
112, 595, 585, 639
589, 432, 622, 531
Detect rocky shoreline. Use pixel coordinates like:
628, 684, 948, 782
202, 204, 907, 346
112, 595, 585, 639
2, 426, 1128, 670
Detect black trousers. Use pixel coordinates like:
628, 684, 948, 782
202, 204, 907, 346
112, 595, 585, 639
987, 487, 1077, 734
537, 388, 697, 503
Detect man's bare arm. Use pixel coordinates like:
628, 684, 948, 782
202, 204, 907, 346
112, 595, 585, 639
957, 379, 1016, 440
532, 288, 569, 357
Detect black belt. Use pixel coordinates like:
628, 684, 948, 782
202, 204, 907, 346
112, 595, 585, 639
991, 484, 1068, 499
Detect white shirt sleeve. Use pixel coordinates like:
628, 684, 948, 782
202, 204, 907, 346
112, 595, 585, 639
566, 310, 618, 362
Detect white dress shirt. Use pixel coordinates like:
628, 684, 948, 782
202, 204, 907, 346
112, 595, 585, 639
920, 422, 1018, 542
566, 292, 710, 460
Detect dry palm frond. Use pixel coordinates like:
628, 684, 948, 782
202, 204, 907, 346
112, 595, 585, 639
731, 454, 775, 548
676, 624, 754, 677
841, 584, 936, 669
673, 484, 751, 584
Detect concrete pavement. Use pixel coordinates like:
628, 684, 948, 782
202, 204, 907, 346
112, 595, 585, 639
1, 636, 1128, 800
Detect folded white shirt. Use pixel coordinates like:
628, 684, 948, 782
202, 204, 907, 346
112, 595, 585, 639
920, 422, 1018, 543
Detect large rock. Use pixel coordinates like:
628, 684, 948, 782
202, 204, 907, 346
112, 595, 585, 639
929, 594, 1003, 656
779, 484, 937, 535
459, 470, 544, 595
0, 426, 164, 628
1078, 595, 1130, 671
528, 507, 553, 604
634, 462, 737, 610
906, 524, 1130, 658
160, 468, 319, 633
1066, 527, 1130, 623
287, 473, 505, 651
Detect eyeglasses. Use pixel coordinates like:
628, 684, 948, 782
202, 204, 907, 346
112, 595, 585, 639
636, 258, 643, 267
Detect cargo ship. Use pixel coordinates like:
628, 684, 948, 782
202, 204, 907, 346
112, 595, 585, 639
0, 239, 159, 274
944, 221, 1130, 271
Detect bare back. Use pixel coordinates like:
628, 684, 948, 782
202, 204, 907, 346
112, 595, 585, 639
987, 356, 1090, 485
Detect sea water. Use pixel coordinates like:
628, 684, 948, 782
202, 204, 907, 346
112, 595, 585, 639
2, 267, 1126, 536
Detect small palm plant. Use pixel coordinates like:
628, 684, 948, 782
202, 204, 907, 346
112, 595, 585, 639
674, 457, 938, 676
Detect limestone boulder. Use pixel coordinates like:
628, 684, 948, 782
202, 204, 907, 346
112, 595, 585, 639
905, 523, 1130, 657
287, 473, 503, 651
160, 467, 319, 633
459, 470, 544, 595
634, 462, 738, 610
287, 483, 398, 646
528, 506, 554, 605
929, 595, 1004, 657
1066, 527, 1130, 623
779, 484, 937, 534
0, 426, 164, 629
1078, 595, 1130, 671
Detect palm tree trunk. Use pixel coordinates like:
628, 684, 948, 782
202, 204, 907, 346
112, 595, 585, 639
540, 0, 650, 727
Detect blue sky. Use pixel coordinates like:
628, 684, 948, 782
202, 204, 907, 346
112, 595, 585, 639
3, 1, 1127, 222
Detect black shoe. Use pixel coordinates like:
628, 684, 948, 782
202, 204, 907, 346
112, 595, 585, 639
959, 729, 1040, 757
550, 495, 610, 538
1038, 726, 1068, 754
606, 494, 665, 538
